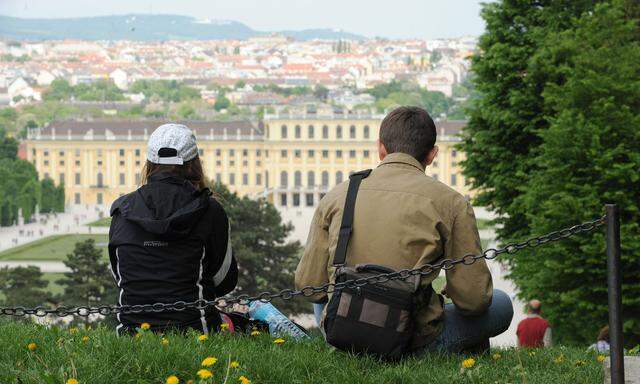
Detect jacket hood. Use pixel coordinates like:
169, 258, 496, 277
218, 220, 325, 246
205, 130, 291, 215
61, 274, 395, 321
111, 172, 211, 238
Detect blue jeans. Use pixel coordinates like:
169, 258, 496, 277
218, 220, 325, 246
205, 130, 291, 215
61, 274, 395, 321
313, 289, 513, 353
426, 289, 513, 353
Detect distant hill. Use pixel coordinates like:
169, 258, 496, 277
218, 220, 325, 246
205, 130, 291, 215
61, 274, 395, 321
0, 14, 365, 41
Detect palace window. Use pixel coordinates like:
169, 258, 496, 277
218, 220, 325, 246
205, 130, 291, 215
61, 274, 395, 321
280, 171, 288, 188
336, 125, 343, 139
364, 125, 370, 139
321, 171, 329, 187
307, 171, 315, 187
281, 125, 288, 139
294, 171, 302, 187
295, 125, 301, 139
308, 125, 315, 139
349, 125, 356, 139
322, 125, 329, 139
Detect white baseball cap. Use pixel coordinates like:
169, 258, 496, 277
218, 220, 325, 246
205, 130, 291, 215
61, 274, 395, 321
147, 123, 198, 165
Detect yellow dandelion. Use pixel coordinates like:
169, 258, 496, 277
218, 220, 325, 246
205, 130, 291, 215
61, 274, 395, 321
197, 334, 208, 342
134, 333, 142, 339
597, 355, 606, 363
66, 379, 79, 384
27, 342, 37, 351
81, 336, 89, 343
69, 327, 79, 334
220, 323, 229, 331
528, 351, 536, 356
161, 338, 169, 346
250, 330, 260, 337
239, 376, 251, 384
166, 375, 179, 384
273, 338, 285, 345
197, 369, 213, 379
230, 361, 240, 369
201, 357, 218, 367
575, 360, 586, 367
492, 353, 501, 361
140, 322, 151, 330
554, 355, 565, 364
461, 358, 476, 369
186, 381, 193, 384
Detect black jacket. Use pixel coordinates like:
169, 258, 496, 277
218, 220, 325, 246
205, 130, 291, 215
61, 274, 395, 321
108, 172, 238, 334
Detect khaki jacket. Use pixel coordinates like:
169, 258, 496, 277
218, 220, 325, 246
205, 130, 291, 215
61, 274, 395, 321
295, 152, 493, 347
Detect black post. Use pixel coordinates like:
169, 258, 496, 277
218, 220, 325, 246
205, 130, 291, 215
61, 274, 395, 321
606, 204, 624, 384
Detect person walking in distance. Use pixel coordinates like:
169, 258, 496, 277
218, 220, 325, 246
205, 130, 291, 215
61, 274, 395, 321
517, 299, 552, 348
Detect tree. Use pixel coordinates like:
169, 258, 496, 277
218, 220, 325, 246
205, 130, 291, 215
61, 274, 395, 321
0, 266, 52, 307
506, 0, 640, 346
210, 182, 305, 315
39, 177, 64, 214
213, 95, 231, 112
313, 84, 329, 101
56, 240, 117, 321
459, 0, 600, 242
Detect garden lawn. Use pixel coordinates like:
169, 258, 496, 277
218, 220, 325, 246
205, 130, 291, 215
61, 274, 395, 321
87, 218, 112, 227
41, 273, 66, 296
0, 320, 605, 384
0, 235, 109, 261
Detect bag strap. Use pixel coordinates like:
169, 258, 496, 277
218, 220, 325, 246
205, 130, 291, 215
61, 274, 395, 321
333, 169, 372, 267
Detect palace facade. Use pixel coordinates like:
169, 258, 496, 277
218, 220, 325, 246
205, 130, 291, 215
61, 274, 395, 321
23, 113, 472, 211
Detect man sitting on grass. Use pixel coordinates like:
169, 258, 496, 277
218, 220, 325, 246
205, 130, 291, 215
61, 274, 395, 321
295, 106, 513, 354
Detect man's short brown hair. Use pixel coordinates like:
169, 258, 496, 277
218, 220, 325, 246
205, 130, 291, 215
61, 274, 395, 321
379, 106, 437, 162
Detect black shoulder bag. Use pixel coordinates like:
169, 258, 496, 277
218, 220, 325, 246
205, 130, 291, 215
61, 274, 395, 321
323, 170, 430, 360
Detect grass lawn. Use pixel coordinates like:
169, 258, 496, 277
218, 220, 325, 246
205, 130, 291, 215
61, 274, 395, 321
0, 320, 605, 384
0, 235, 109, 261
87, 217, 112, 227
42, 273, 66, 296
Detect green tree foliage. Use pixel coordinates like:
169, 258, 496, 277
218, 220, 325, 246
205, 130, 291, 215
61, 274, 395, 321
368, 80, 456, 117
252, 84, 313, 97
210, 182, 305, 314
505, 1, 640, 346
459, 0, 599, 241
0, 266, 51, 307
43, 79, 125, 102
39, 177, 64, 214
56, 239, 117, 310
0, 130, 47, 225
213, 95, 231, 112
461, 0, 639, 345
130, 80, 200, 102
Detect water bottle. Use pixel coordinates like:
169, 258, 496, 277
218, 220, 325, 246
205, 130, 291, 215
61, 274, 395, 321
248, 301, 309, 340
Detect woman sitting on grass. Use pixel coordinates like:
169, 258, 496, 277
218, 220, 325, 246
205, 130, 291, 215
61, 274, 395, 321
108, 123, 238, 335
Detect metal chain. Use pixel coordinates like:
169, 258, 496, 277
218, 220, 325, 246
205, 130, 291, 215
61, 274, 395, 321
0, 216, 605, 318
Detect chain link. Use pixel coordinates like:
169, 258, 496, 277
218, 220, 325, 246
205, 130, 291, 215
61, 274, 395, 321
0, 216, 605, 318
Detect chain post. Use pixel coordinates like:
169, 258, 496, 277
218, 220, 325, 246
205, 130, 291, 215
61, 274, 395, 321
606, 204, 624, 384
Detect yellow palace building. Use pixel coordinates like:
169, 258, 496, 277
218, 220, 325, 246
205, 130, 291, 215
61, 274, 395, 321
23, 112, 473, 211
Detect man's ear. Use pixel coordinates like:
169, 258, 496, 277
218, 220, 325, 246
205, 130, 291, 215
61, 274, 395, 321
424, 146, 439, 166
378, 140, 388, 161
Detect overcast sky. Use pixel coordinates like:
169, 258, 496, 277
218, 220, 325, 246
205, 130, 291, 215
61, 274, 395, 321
0, 0, 489, 39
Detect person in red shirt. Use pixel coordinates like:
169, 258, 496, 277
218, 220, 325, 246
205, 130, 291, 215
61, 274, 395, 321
517, 299, 552, 348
